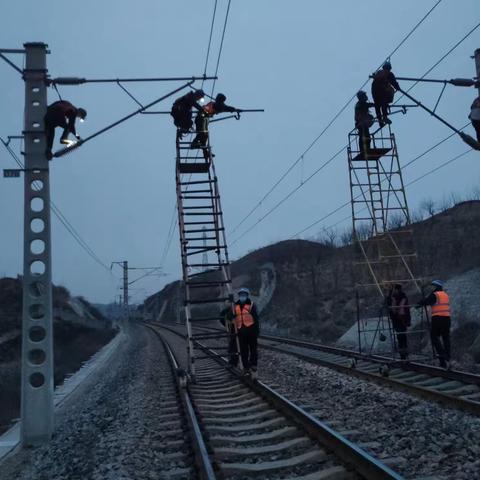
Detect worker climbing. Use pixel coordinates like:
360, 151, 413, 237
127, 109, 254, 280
354, 90, 375, 156
416, 280, 452, 369
371, 61, 400, 127
191, 93, 240, 160
233, 287, 260, 379
44, 100, 87, 160
170, 89, 205, 139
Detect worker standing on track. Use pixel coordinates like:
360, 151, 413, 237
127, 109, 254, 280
469, 95, 480, 142
371, 62, 400, 127
233, 287, 260, 378
170, 89, 205, 139
354, 90, 375, 157
44, 100, 87, 160
191, 93, 240, 160
416, 280, 452, 369
219, 299, 238, 367
387, 284, 411, 360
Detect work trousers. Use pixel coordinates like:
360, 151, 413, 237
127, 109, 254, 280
44, 112, 68, 153
430, 316, 451, 367
357, 126, 371, 156
227, 329, 238, 367
237, 325, 258, 370
394, 326, 408, 360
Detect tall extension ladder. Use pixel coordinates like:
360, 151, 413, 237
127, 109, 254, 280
175, 133, 235, 379
347, 125, 428, 359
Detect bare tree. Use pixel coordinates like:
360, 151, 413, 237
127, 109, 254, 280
322, 227, 338, 247
420, 198, 436, 218
387, 212, 406, 230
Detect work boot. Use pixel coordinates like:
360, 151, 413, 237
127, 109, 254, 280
46, 150, 53, 161
385, 117, 392, 125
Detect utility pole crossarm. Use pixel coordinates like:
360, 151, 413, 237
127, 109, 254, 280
50, 75, 217, 85
369, 74, 476, 87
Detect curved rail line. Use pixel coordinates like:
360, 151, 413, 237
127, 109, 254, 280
150, 323, 404, 480
179, 323, 480, 416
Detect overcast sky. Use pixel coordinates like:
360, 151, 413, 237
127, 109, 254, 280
1, 1, 479, 304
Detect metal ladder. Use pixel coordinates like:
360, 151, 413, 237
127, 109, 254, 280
175, 133, 235, 379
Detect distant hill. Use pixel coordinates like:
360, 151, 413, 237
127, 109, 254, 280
144, 201, 480, 364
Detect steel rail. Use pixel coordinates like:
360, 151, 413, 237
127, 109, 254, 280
145, 325, 217, 480
153, 323, 404, 480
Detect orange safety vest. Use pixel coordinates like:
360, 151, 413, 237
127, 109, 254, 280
431, 291, 451, 317
234, 303, 255, 329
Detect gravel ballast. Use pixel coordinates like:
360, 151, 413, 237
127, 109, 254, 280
0, 325, 193, 480
258, 348, 480, 479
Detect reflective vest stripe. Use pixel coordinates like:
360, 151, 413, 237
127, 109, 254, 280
234, 303, 255, 329
431, 291, 451, 317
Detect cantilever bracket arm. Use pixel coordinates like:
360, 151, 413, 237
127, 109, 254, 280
49, 75, 217, 85
209, 108, 265, 123
369, 75, 476, 87
53, 80, 195, 158
398, 88, 480, 151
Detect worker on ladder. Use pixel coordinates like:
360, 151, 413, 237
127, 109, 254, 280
191, 93, 240, 161
170, 89, 205, 139
233, 287, 260, 378
416, 280, 452, 369
469, 95, 480, 142
354, 90, 375, 157
371, 62, 400, 128
44, 100, 87, 160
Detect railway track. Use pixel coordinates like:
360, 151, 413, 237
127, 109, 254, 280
179, 323, 480, 416
150, 323, 403, 480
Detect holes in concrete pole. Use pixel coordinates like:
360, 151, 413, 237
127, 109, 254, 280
30, 197, 44, 212
33, 138, 40, 144
29, 372, 45, 388
32, 122, 40, 128
29, 281, 45, 298
31, 179, 43, 191
31, 218, 45, 233
32, 87, 40, 93
30, 260, 46, 275
29, 325, 46, 342
32, 101, 40, 107
31, 239, 45, 255
29, 304, 45, 319
28, 349, 46, 365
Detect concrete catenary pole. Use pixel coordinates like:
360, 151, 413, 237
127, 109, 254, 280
123, 261, 129, 324
20, 42, 54, 446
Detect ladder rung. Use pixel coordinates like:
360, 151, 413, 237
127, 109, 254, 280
182, 195, 218, 200
187, 280, 231, 287
186, 247, 226, 256
183, 236, 217, 242
184, 227, 224, 234
189, 297, 230, 305
183, 212, 222, 216
180, 179, 215, 186
181, 189, 212, 194
184, 221, 217, 225
189, 316, 224, 322
188, 262, 227, 268
183, 205, 214, 210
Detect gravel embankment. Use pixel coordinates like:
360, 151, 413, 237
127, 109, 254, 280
259, 349, 480, 480
0, 325, 193, 480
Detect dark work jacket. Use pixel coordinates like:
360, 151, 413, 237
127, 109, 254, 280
172, 91, 203, 113
355, 99, 374, 128
45, 100, 79, 134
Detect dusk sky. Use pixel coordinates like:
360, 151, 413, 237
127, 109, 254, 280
1, 1, 479, 304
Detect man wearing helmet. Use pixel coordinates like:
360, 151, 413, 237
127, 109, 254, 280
232, 287, 260, 378
371, 61, 400, 127
191, 93, 240, 159
416, 280, 452, 369
44, 100, 87, 160
171, 89, 205, 139
354, 90, 375, 157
